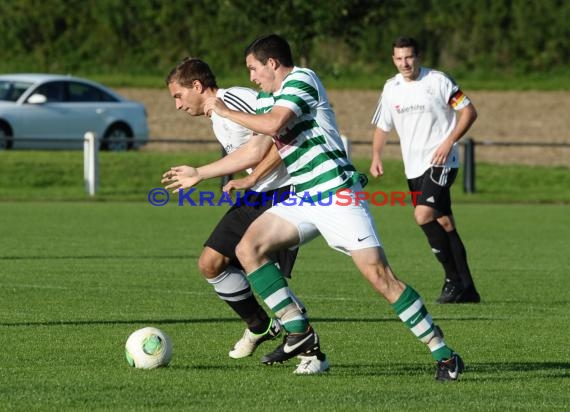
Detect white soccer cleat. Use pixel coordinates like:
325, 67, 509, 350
293, 354, 330, 375
229, 318, 282, 359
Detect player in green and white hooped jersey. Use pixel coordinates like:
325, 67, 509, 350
204, 34, 464, 380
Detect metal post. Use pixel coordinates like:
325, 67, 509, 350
463, 137, 475, 193
84, 132, 99, 196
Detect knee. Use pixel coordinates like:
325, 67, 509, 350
436, 216, 455, 232
414, 208, 432, 226
235, 239, 252, 265
235, 238, 263, 268
414, 216, 427, 226
198, 251, 226, 279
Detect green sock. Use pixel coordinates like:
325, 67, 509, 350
248, 262, 307, 333
392, 285, 453, 361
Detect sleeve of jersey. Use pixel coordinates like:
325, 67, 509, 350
274, 72, 318, 116
223, 88, 256, 114
441, 76, 471, 110
371, 88, 392, 132
222, 88, 256, 136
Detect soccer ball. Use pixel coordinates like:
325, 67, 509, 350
125, 327, 172, 369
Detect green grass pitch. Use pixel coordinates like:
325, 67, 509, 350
0, 201, 568, 411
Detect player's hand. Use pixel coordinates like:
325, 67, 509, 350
161, 166, 202, 193
431, 140, 454, 165
222, 175, 257, 193
204, 97, 229, 118
369, 159, 384, 178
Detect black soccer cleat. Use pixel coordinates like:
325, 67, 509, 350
456, 284, 481, 303
436, 281, 480, 304
435, 353, 465, 382
261, 325, 322, 365
436, 281, 463, 303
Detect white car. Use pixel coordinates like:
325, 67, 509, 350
0, 73, 149, 151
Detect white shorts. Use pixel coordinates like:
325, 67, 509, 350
266, 183, 382, 255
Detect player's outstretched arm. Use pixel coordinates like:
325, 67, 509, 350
161, 165, 202, 192
196, 134, 274, 180
223, 145, 283, 193
161, 134, 275, 193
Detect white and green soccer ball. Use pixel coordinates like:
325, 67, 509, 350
125, 327, 172, 369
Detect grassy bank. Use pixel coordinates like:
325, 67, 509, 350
0, 150, 568, 203
85, 69, 570, 91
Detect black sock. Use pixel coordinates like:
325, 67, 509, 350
226, 299, 270, 334
208, 268, 271, 334
447, 229, 477, 290
420, 221, 460, 284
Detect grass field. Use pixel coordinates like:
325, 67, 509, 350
1, 198, 568, 410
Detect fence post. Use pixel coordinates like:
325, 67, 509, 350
84, 132, 99, 196
463, 137, 475, 193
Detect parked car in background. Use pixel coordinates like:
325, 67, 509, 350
0, 74, 149, 151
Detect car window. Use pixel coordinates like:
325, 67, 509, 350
67, 82, 118, 102
32, 81, 65, 102
0, 80, 33, 102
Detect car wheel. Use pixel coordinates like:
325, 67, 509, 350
0, 123, 13, 150
103, 124, 132, 151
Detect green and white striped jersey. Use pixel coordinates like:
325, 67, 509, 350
256, 67, 357, 198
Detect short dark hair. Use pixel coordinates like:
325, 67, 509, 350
244, 34, 294, 67
392, 36, 420, 56
165, 57, 218, 89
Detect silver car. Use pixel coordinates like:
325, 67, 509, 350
0, 73, 149, 151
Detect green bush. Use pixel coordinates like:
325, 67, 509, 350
0, 0, 569, 89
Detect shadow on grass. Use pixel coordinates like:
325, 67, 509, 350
467, 362, 570, 378
160, 361, 570, 379
326, 361, 570, 378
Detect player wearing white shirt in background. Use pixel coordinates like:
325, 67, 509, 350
371, 36, 480, 304
162, 58, 304, 360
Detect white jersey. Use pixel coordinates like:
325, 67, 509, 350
211, 87, 291, 192
371, 67, 471, 179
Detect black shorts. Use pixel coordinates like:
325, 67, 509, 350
407, 166, 458, 217
204, 186, 298, 277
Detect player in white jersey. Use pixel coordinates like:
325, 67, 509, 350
204, 34, 465, 380
161, 57, 305, 360
371, 37, 480, 304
